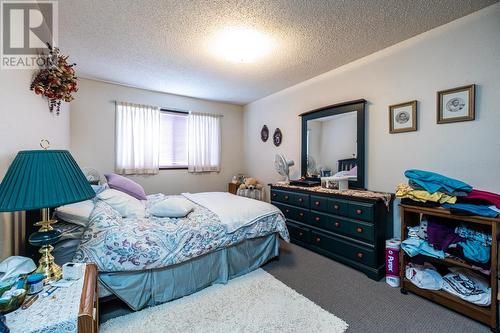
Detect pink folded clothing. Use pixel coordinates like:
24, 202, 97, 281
459, 189, 500, 208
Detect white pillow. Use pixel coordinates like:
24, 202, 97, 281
55, 200, 95, 227
149, 197, 195, 218
97, 189, 145, 218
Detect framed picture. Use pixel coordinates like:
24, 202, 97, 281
273, 128, 282, 146
389, 100, 417, 134
260, 125, 269, 142
437, 84, 475, 124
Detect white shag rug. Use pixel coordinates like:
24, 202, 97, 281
101, 269, 348, 333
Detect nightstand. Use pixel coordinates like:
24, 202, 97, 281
228, 182, 240, 194
6, 263, 99, 333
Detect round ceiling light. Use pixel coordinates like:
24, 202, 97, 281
210, 27, 273, 63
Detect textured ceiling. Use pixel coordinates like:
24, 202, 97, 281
59, 0, 497, 105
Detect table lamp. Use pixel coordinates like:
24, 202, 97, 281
0, 148, 95, 282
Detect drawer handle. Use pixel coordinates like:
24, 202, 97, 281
333, 204, 339, 210
298, 198, 304, 203
356, 252, 364, 259
356, 227, 363, 233
285, 209, 290, 213
299, 212, 304, 217
356, 209, 363, 215
315, 216, 320, 222
334, 222, 340, 228
315, 237, 321, 243
299, 232, 304, 236
272, 193, 277, 197
314, 201, 320, 206
284, 195, 289, 200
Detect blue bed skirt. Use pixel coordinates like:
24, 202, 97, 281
98, 233, 280, 310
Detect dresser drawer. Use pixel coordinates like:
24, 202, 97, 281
321, 215, 374, 243
287, 221, 311, 243
274, 203, 309, 223
271, 190, 309, 208
310, 195, 329, 212
348, 202, 375, 222
310, 231, 376, 266
327, 198, 349, 216
308, 210, 328, 229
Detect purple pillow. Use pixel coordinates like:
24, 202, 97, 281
104, 173, 147, 200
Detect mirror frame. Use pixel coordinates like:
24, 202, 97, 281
300, 99, 366, 189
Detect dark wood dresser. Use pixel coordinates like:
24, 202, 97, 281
270, 184, 393, 280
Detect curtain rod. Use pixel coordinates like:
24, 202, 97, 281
115, 101, 223, 117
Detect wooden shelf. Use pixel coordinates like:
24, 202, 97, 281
400, 204, 500, 226
399, 204, 498, 330
402, 278, 491, 325
404, 253, 490, 275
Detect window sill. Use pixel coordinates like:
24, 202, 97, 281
159, 167, 188, 170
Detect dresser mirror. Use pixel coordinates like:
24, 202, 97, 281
300, 99, 366, 189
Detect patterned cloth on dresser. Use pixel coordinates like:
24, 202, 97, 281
74, 195, 289, 272
272, 184, 392, 207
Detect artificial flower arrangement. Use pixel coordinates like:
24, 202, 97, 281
30, 43, 78, 115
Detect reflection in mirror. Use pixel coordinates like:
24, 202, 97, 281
306, 110, 357, 179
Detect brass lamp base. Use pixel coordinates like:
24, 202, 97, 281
35, 245, 62, 283
28, 208, 63, 283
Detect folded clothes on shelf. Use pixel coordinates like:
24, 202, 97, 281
405, 262, 443, 290
406, 216, 492, 270
396, 183, 456, 204
458, 189, 500, 209
455, 224, 492, 246
427, 217, 463, 251
408, 180, 468, 197
404, 169, 472, 195
407, 219, 428, 240
458, 239, 490, 264
401, 237, 444, 259
442, 203, 500, 218
442, 267, 491, 306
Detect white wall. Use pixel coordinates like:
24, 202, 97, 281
318, 112, 357, 172
0, 70, 70, 258
70, 79, 244, 195
243, 4, 500, 236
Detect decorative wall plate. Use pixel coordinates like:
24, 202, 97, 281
273, 128, 282, 146
261, 125, 269, 142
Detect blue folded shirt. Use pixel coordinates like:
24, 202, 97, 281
401, 237, 445, 259
404, 169, 472, 195
459, 239, 490, 263
442, 203, 499, 218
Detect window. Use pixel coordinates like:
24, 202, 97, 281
159, 110, 188, 168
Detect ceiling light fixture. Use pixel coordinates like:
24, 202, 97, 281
211, 27, 273, 63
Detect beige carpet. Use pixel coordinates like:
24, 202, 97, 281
100, 268, 348, 333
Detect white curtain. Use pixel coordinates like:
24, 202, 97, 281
115, 102, 160, 175
187, 112, 221, 173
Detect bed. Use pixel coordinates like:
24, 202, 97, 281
51, 192, 289, 310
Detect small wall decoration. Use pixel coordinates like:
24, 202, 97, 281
30, 43, 78, 115
260, 125, 269, 142
389, 100, 417, 134
273, 128, 282, 146
437, 84, 475, 124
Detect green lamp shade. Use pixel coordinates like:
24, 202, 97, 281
0, 150, 95, 212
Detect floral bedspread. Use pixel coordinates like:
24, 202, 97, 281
73, 195, 289, 272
